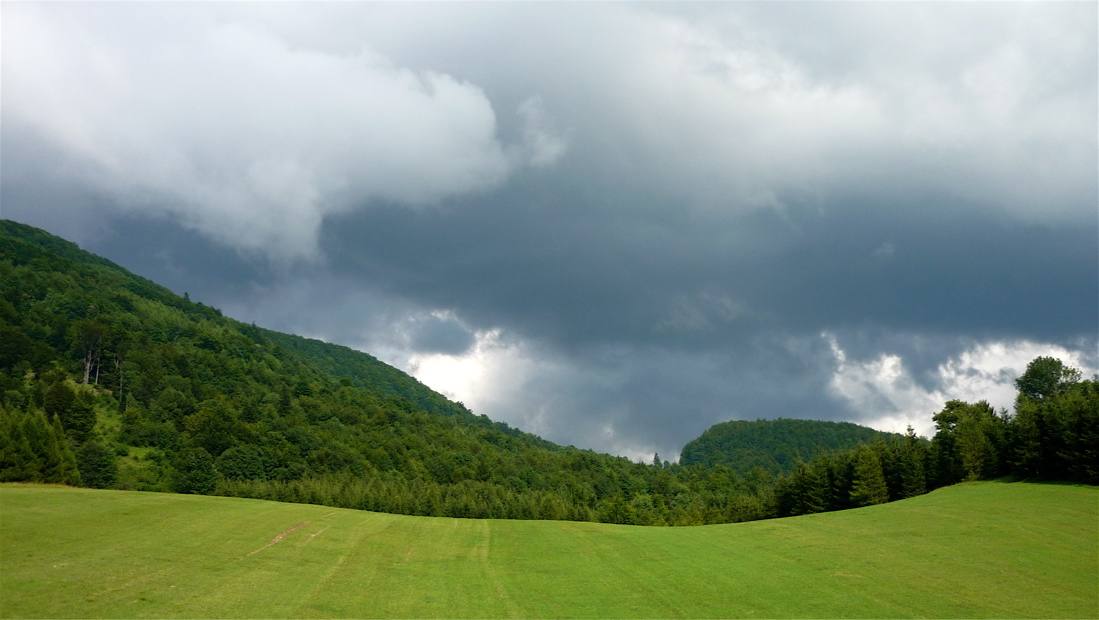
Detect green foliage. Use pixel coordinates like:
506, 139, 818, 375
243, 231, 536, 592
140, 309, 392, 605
1015, 356, 1082, 403
931, 399, 1007, 482
0, 406, 81, 485
42, 381, 96, 442
772, 428, 935, 517
681, 418, 899, 475
1011, 376, 1099, 483
76, 440, 118, 489
849, 446, 889, 507
216, 444, 269, 480
151, 386, 195, 428
899, 427, 927, 498
172, 446, 220, 494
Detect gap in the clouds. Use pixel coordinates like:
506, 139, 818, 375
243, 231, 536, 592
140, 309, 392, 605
825, 332, 1099, 439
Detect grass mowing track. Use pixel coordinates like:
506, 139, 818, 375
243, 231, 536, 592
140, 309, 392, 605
1, 481, 1096, 618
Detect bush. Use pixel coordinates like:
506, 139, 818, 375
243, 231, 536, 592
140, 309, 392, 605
172, 446, 220, 494
77, 440, 118, 489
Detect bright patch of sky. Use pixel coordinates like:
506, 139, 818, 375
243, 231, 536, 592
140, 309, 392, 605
827, 336, 1098, 438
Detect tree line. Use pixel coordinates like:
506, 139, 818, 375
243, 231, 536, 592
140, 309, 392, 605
772, 356, 1098, 518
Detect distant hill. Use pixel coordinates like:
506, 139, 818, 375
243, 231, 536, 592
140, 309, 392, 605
680, 418, 900, 475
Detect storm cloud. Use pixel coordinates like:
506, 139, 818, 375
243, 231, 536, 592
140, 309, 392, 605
3, 2, 1095, 460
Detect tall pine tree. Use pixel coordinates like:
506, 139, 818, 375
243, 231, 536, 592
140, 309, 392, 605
849, 447, 889, 507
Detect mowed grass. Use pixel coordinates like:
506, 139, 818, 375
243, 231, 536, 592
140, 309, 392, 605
1, 481, 1096, 618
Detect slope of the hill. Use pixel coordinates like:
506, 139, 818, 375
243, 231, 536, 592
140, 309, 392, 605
0, 220, 775, 525
0, 220, 493, 428
259, 328, 558, 451
2, 481, 1095, 618
681, 418, 901, 475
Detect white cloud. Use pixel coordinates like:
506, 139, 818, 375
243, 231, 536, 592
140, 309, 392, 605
402, 330, 552, 434
633, 4, 1096, 219
396, 330, 660, 462
825, 335, 1097, 438
2, 4, 566, 261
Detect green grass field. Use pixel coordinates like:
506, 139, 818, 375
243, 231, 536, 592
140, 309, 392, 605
2, 481, 1096, 618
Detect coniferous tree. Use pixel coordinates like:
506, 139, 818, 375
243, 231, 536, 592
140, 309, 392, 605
1009, 369, 1098, 483
849, 447, 889, 507
930, 400, 1005, 484
0, 406, 81, 484
47, 414, 81, 484
954, 401, 1004, 480
806, 456, 835, 513
1058, 381, 1099, 484
43, 381, 96, 442
899, 428, 927, 498
827, 452, 856, 511
43, 381, 74, 423
1007, 400, 1042, 479
0, 408, 39, 481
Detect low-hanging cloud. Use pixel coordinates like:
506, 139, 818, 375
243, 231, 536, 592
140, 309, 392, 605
2, 3, 564, 260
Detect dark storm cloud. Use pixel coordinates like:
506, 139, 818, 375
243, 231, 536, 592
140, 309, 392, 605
3, 2, 1096, 459
321, 178, 1097, 352
86, 217, 277, 306
407, 314, 477, 357
308, 175, 1097, 456
473, 341, 835, 458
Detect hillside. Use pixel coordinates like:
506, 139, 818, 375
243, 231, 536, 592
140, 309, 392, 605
681, 418, 901, 475
2, 481, 1096, 618
0, 219, 775, 525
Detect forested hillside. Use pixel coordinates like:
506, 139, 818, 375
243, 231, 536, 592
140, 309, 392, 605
681, 418, 899, 475
1, 220, 1095, 526
0, 220, 773, 525
768, 357, 1099, 518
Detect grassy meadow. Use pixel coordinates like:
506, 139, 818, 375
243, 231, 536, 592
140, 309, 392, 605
1, 481, 1096, 618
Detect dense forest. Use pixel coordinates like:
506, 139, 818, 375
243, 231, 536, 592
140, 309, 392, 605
770, 357, 1099, 517
681, 418, 899, 475
1, 220, 1095, 526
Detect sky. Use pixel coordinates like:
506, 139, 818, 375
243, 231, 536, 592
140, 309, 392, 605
3, 2, 1097, 462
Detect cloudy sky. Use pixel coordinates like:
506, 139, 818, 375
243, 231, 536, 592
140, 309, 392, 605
3, 2, 1096, 461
